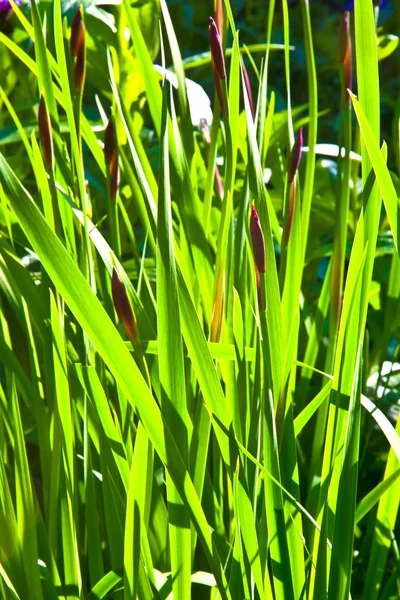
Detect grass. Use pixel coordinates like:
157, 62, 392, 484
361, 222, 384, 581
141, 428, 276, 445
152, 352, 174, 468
0, 0, 399, 598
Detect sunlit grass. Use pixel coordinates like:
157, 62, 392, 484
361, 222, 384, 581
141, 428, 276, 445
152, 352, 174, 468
0, 0, 399, 599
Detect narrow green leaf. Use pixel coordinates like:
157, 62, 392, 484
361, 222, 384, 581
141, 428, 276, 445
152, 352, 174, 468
157, 64, 191, 599
11, 379, 43, 600
350, 92, 399, 255
0, 153, 231, 600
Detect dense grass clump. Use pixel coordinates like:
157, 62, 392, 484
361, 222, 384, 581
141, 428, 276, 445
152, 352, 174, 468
0, 0, 399, 598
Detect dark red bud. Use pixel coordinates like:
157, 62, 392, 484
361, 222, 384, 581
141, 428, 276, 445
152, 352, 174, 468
339, 11, 352, 102
74, 46, 86, 95
215, 0, 223, 39
250, 201, 266, 273
255, 266, 265, 311
242, 62, 255, 121
71, 7, 86, 95
111, 268, 138, 346
288, 128, 303, 184
283, 180, 296, 248
70, 7, 84, 57
213, 69, 225, 117
209, 16, 226, 80
339, 12, 350, 64
104, 118, 119, 204
104, 118, 117, 166
38, 93, 54, 172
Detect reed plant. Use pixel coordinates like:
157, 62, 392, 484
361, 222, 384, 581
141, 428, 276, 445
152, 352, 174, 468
0, 0, 399, 598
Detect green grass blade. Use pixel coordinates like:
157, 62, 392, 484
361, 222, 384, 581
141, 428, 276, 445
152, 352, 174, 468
294, 380, 332, 437
86, 570, 122, 599
157, 68, 191, 598
11, 378, 43, 600
355, 467, 400, 525
74, 364, 129, 488
0, 145, 231, 600
124, 423, 153, 599
299, 0, 318, 262
350, 92, 399, 254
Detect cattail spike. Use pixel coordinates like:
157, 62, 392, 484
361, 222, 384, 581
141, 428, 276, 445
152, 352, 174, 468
242, 62, 255, 121
70, 6, 84, 57
215, 0, 223, 38
283, 180, 296, 248
339, 11, 352, 103
70, 7, 86, 95
111, 268, 139, 347
209, 16, 226, 80
104, 118, 119, 204
288, 127, 303, 184
250, 201, 266, 273
255, 266, 265, 311
38, 93, 54, 172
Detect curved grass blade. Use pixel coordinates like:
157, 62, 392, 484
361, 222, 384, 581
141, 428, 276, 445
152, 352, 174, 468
157, 63, 191, 598
0, 154, 231, 600
350, 92, 399, 255
11, 378, 43, 600
355, 467, 400, 525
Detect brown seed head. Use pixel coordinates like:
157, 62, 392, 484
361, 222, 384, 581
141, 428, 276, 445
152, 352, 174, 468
250, 201, 266, 273
38, 93, 54, 172
288, 127, 303, 184
215, 0, 223, 39
70, 6, 84, 57
339, 11, 352, 101
111, 268, 138, 346
104, 118, 119, 204
242, 62, 255, 121
255, 265, 265, 311
71, 7, 86, 95
209, 16, 226, 80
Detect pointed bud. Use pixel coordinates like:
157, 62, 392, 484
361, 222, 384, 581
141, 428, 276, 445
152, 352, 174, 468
242, 62, 255, 121
111, 268, 138, 347
104, 118, 119, 204
209, 17, 226, 80
70, 6, 84, 57
215, 0, 223, 39
283, 179, 296, 248
288, 127, 303, 184
255, 266, 265, 311
250, 201, 266, 273
38, 93, 54, 172
70, 7, 86, 95
339, 11, 352, 103
213, 69, 225, 117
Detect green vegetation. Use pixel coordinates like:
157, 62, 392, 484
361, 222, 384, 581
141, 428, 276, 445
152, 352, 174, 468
0, 0, 399, 598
